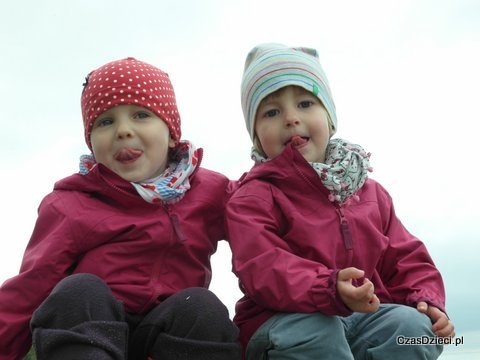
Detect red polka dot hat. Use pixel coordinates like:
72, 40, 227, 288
81, 57, 181, 150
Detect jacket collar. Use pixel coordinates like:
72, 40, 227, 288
55, 148, 204, 208
241, 143, 330, 197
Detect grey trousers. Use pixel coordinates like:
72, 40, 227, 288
246, 304, 443, 360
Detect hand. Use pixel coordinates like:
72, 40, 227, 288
337, 267, 380, 313
417, 302, 455, 338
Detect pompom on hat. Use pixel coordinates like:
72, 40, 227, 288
241, 43, 337, 141
81, 57, 181, 150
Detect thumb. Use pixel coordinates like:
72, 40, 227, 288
417, 302, 428, 314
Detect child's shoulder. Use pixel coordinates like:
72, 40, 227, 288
361, 178, 392, 200
39, 173, 103, 212
231, 173, 278, 202
54, 170, 105, 193
191, 167, 230, 190
41, 169, 123, 215
195, 166, 229, 180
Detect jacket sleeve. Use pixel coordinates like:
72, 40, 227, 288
376, 186, 446, 313
226, 184, 351, 317
0, 192, 81, 360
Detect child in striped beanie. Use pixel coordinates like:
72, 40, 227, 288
241, 43, 368, 203
226, 43, 452, 359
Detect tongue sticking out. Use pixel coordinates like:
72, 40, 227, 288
290, 135, 308, 147
115, 148, 143, 162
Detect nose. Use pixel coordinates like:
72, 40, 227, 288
284, 108, 300, 128
116, 118, 134, 139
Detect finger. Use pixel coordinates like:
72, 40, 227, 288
338, 267, 364, 281
432, 315, 449, 332
362, 277, 374, 288
356, 294, 380, 313
352, 281, 374, 301
363, 281, 375, 299
435, 320, 455, 338
368, 294, 380, 312
364, 278, 376, 296
432, 316, 448, 331
428, 306, 447, 325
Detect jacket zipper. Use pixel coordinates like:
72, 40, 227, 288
164, 205, 187, 242
292, 162, 354, 252
336, 205, 353, 250
100, 169, 188, 243
161, 148, 202, 244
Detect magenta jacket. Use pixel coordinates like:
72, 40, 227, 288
0, 151, 232, 360
226, 145, 446, 347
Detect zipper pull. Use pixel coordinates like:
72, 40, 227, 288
337, 207, 353, 250
165, 206, 187, 242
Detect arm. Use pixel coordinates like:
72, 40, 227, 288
0, 193, 80, 359
226, 185, 351, 316
377, 186, 446, 313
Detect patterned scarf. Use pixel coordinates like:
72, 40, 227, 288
251, 138, 372, 204
79, 140, 199, 204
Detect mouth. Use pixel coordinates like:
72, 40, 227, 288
114, 148, 143, 163
285, 135, 309, 147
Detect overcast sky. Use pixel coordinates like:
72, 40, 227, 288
1, 0, 478, 357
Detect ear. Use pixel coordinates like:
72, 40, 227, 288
329, 125, 334, 138
327, 114, 336, 138
168, 137, 176, 148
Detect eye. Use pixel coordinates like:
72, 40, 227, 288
95, 118, 113, 128
298, 100, 314, 109
134, 111, 151, 119
263, 108, 279, 118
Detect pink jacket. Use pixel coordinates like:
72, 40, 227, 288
0, 151, 232, 360
226, 145, 446, 347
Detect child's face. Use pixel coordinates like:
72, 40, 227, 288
90, 104, 175, 182
254, 86, 331, 163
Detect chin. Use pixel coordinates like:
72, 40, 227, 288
116, 172, 144, 183
301, 153, 323, 163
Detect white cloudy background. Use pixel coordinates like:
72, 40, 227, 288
0, 0, 478, 357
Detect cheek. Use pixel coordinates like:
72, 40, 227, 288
90, 136, 101, 156
256, 132, 283, 159
90, 134, 109, 162
311, 117, 331, 139
254, 128, 270, 150
255, 122, 276, 144
259, 135, 277, 150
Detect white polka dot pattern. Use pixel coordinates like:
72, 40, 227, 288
81, 57, 181, 149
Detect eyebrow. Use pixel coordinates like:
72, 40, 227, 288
259, 92, 284, 107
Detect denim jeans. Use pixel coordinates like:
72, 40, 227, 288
246, 304, 443, 360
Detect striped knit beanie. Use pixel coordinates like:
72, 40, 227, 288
241, 43, 337, 141
81, 57, 181, 150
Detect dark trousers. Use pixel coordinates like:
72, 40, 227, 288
30, 273, 241, 360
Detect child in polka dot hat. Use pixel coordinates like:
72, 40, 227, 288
226, 43, 452, 359
0, 57, 241, 359
79, 57, 193, 203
